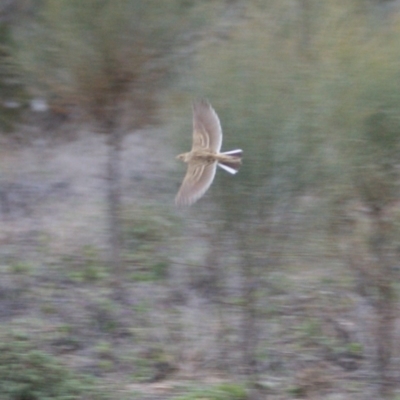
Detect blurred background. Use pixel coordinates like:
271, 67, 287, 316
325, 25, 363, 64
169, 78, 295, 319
1, 0, 400, 399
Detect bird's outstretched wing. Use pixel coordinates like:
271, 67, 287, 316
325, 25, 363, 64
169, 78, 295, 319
175, 161, 217, 206
192, 99, 223, 153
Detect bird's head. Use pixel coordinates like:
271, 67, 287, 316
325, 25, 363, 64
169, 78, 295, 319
176, 153, 189, 162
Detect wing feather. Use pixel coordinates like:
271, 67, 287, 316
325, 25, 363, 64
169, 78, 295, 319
192, 100, 223, 153
175, 162, 217, 206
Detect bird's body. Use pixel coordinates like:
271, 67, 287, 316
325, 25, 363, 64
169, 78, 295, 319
175, 99, 242, 206
177, 149, 240, 165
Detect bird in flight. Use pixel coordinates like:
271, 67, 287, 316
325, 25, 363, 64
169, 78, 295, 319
175, 99, 242, 206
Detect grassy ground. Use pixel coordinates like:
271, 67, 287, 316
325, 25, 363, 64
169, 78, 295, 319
0, 121, 399, 399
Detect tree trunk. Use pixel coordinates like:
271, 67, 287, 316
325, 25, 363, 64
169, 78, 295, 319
370, 209, 395, 398
241, 252, 256, 376
237, 228, 259, 397
105, 118, 124, 296
376, 276, 394, 398
204, 232, 225, 370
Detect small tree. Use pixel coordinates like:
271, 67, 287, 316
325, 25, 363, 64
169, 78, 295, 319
188, 1, 400, 395
313, 3, 400, 395
186, 2, 320, 392
15, 0, 213, 295
345, 110, 400, 397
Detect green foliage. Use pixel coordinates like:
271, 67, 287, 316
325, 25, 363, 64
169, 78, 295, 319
287, 385, 304, 397
95, 340, 113, 358
298, 318, 324, 345
9, 261, 33, 275
130, 357, 153, 381
122, 346, 173, 381
174, 383, 248, 400
14, 0, 221, 126
345, 341, 363, 356
122, 205, 179, 281
64, 245, 108, 283
90, 299, 119, 334
178, 2, 324, 226
0, 23, 26, 132
0, 331, 105, 400
179, 0, 400, 235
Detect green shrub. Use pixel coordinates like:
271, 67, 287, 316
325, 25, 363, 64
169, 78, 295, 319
122, 205, 179, 281
0, 24, 26, 132
174, 383, 248, 400
64, 245, 108, 283
0, 332, 105, 400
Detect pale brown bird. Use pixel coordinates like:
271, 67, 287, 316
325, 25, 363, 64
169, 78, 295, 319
175, 99, 242, 206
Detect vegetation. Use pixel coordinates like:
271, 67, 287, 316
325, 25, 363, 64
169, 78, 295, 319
0, 331, 106, 400
1, 0, 400, 399
174, 383, 247, 400
177, 0, 400, 396
122, 205, 179, 281
0, 23, 25, 131
13, 0, 221, 293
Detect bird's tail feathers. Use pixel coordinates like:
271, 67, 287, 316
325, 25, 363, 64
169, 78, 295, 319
222, 149, 243, 158
218, 149, 242, 174
218, 161, 240, 174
